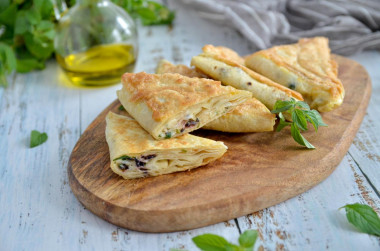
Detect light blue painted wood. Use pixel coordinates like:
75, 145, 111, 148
348, 51, 380, 190
0, 1, 379, 250
237, 155, 380, 251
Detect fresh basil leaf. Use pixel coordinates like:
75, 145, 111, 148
303, 110, 319, 132
24, 31, 54, 60
0, 2, 17, 26
25, 8, 41, 25
311, 110, 327, 127
30, 130, 48, 148
0, 0, 10, 12
290, 123, 315, 149
238, 230, 258, 249
276, 112, 291, 132
192, 234, 229, 251
224, 243, 243, 251
341, 203, 380, 236
118, 105, 125, 111
14, 10, 32, 35
295, 100, 310, 110
271, 104, 293, 114
16, 58, 45, 73
0, 42, 16, 71
292, 109, 308, 131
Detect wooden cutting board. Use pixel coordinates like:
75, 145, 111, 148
68, 55, 371, 233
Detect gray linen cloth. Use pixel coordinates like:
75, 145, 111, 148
178, 0, 380, 55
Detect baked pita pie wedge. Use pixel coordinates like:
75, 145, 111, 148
245, 37, 344, 112
191, 45, 303, 111
156, 60, 275, 132
117, 72, 252, 140
203, 98, 275, 132
202, 45, 245, 65
156, 59, 206, 78
105, 112, 227, 179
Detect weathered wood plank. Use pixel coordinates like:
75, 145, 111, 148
348, 51, 380, 190
237, 154, 380, 251
1, 0, 379, 249
0, 62, 81, 250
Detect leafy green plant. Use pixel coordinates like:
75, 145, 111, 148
340, 203, 380, 236
271, 98, 327, 149
192, 230, 258, 251
0, 0, 174, 86
0, 0, 56, 86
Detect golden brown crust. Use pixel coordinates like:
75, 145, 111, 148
106, 112, 228, 179
121, 72, 247, 122
245, 37, 344, 104
156, 59, 206, 78
202, 45, 245, 65
202, 53, 303, 100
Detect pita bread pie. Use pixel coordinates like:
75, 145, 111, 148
245, 37, 344, 112
191, 45, 303, 111
202, 45, 245, 65
203, 98, 275, 132
117, 72, 252, 140
156, 59, 206, 78
155, 60, 275, 132
105, 112, 227, 179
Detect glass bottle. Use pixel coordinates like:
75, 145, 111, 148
55, 0, 137, 86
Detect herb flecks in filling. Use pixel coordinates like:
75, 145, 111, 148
288, 83, 296, 90
115, 154, 157, 172
118, 163, 129, 171
113, 155, 134, 161
184, 118, 199, 128
141, 154, 157, 160
165, 131, 172, 139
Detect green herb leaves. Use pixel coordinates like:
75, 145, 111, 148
271, 98, 327, 149
0, 42, 17, 86
0, 0, 175, 87
192, 230, 258, 251
30, 130, 48, 148
113, 155, 134, 161
238, 229, 258, 249
340, 203, 380, 236
113, 0, 175, 25
0, 0, 55, 86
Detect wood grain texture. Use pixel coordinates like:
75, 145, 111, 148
67, 55, 371, 233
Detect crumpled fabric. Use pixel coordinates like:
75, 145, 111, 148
178, 0, 380, 55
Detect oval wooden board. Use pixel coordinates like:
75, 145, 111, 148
68, 56, 371, 233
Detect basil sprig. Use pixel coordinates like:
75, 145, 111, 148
192, 230, 258, 251
271, 98, 327, 149
340, 203, 380, 236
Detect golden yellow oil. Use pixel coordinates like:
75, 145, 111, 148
56, 44, 135, 86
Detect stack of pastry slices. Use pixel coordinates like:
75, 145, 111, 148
106, 37, 344, 179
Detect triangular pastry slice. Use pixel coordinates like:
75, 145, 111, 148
105, 112, 227, 179
191, 45, 303, 111
203, 98, 275, 132
202, 45, 246, 65
117, 72, 252, 140
156, 59, 206, 78
245, 37, 344, 112
156, 60, 275, 132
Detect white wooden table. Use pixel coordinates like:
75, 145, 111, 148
1, 1, 379, 250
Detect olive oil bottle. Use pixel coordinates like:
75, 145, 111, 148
56, 44, 135, 86
55, 0, 138, 86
